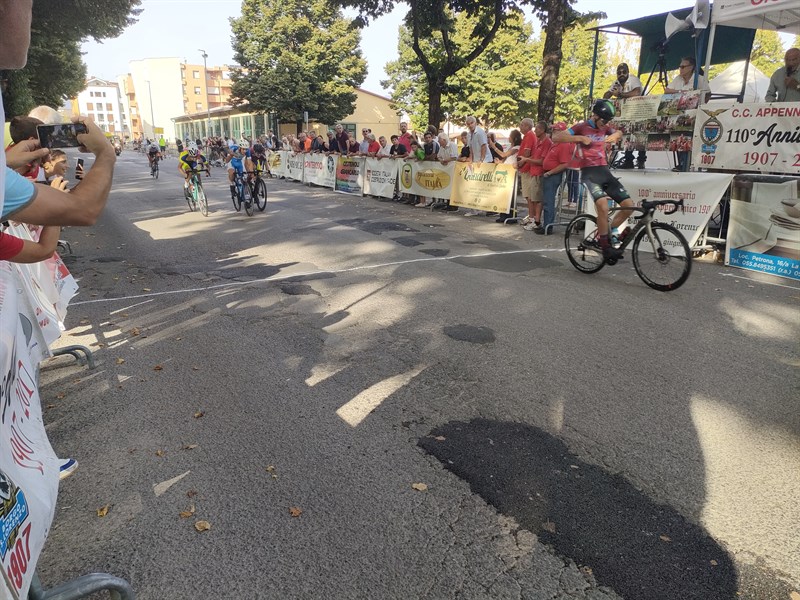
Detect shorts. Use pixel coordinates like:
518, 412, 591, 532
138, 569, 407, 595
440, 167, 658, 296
581, 166, 630, 203
519, 172, 534, 198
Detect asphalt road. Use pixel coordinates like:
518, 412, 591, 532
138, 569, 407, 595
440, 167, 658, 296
36, 150, 799, 600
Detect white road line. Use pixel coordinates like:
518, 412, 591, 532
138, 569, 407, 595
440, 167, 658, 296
717, 271, 800, 290
71, 248, 564, 306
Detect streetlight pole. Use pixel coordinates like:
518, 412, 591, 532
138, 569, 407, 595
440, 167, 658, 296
199, 49, 212, 140
145, 79, 155, 140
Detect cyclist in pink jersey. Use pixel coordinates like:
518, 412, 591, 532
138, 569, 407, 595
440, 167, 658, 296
553, 99, 636, 260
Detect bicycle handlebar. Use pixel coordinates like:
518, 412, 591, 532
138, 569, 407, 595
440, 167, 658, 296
640, 198, 685, 216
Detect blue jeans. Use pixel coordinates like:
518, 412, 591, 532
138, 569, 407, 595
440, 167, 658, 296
542, 171, 564, 228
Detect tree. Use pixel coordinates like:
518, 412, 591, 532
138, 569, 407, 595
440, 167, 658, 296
382, 12, 540, 128
2, 0, 141, 117
749, 29, 787, 76
230, 0, 367, 127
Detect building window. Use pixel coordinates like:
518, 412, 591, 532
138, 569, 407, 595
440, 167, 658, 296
194, 87, 201, 95
86, 102, 93, 110
195, 103, 203, 110
106, 103, 113, 111
107, 114, 114, 122
193, 71, 200, 79
207, 86, 220, 95
97, 114, 105, 121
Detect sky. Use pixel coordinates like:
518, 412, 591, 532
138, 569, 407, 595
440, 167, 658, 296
80, 0, 792, 94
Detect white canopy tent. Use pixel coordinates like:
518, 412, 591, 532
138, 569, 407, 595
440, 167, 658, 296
707, 61, 771, 104
704, 0, 800, 93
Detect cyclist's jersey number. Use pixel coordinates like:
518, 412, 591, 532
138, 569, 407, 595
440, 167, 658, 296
179, 150, 207, 172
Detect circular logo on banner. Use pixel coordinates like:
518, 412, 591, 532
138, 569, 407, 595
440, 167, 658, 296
700, 117, 723, 145
401, 164, 413, 189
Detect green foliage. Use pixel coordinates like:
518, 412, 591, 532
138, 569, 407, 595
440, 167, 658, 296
549, 23, 610, 122
383, 12, 540, 128
749, 29, 787, 75
3, 0, 140, 117
230, 0, 367, 125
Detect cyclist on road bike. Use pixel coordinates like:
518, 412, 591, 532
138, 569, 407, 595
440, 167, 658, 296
226, 141, 254, 199
250, 140, 270, 177
147, 143, 162, 170
178, 141, 210, 195
553, 99, 636, 261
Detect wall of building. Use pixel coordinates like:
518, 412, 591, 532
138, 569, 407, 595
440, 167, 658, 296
75, 79, 125, 135
129, 57, 185, 142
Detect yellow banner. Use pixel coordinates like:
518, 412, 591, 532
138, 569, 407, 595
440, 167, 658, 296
153, 127, 164, 134
451, 163, 516, 213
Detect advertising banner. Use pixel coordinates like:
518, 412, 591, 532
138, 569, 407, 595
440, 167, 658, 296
397, 160, 455, 201
268, 151, 285, 178
335, 156, 365, 195
303, 154, 337, 189
363, 158, 399, 199
691, 102, 800, 174
725, 174, 800, 281
0, 263, 60, 600
450, 162, 516, 213
284, 152, 305, 182
610, 171, 735, 249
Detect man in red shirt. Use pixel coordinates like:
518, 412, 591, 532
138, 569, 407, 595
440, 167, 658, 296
515, 118, 538, 226
398, 122, 415, 154
553, 99, 635, 259
523, 120, 552, 231
536, 122, 575, 234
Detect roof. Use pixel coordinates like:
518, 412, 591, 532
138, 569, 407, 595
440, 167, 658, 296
712, 0, 800, 34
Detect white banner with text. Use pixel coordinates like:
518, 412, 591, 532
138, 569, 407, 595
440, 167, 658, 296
363, 158, 400, 198
303, 154, 337, 188
691, 102, 800, 174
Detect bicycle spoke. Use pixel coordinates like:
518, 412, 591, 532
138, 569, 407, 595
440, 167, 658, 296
632, 223, 692, 291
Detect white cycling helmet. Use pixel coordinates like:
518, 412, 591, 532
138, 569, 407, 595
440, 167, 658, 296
187, 141, 199, 156
149, 143, 159, 152
239, 140, 250, 149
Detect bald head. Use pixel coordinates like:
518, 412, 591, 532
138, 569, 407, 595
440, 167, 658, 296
786, 48, 800, 72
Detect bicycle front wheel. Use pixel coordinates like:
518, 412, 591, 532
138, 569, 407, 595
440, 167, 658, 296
154, 163, 159, 179
232, 182, 242, 212
196, 182, 209, 217
631, 223, 692, 291
254, 178, 267, 211
564, 214, 605, 274
243, 182, 255, 216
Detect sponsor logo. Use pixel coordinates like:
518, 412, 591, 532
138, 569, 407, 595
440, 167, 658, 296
401, 164, 413, 189
701, 117, 723, 145
415, 169, 451, 191
0, 471, 29, 559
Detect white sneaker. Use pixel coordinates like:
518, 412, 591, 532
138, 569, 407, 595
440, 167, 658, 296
59, 458, 78, 480
520, 216, 533, 225
523, 222, 540, 231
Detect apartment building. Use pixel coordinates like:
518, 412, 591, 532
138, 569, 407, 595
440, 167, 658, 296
74, 78, 127, 135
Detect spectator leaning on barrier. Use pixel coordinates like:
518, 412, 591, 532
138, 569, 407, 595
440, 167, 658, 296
605, 63, 646, 169
765, 47, 800, 103
463, 115, 492, 217
522, 120, 551, 231
490, 129, 522, 223
0, 224, 61, 263
537, 122, 575, 235
376, 135, 392, 157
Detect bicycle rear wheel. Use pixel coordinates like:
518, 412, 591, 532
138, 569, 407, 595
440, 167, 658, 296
196, 182, 209, 217
254, 178, 267, 211
631, 223, 692, 291
243, 182, 255, 216
564, 214, 605, 274
185, 185, 195, 211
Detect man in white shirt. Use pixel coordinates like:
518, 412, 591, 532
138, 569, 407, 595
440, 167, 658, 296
376, 135, 392, 157
664, 56, 710, 99
604, 63, 646, 169
466, 116, 493, 164
436, 133, 458, 163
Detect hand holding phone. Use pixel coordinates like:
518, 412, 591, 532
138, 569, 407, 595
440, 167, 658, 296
75, 157, 85, 180
37, 123, 89, 149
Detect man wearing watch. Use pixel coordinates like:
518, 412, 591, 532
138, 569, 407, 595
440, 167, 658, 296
765, 48, 800, 103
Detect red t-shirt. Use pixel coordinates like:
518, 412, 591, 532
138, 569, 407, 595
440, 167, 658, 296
367, 140, 381, 154
543, 142, 576, 172
530, 136, 553, 176
0, 231, 24, 260
518, 130, 538, 175
568, 120, 615, 168
398, 132, 415, 151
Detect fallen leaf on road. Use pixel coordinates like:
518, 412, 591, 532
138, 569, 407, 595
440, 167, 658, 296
116, 358, 125, 365
130, 327, 140, 336
569, 464, 580, 470
790, 592, 800, 600
153, 365, 163, 371
155, 450, 165, 457
143, 288, 151, 292
56, 393, 65, 399
194, 411, 204, 419
46, 404, 55, 409
289, 507, 302, 517
176, 337, 182, 341
659, 535, 672, 543
184, 444, 198, 450
96, 505, 110, 517
179, 504, 196, 518
710, 560, 718, 566
194, 520, 211, 532
433, 436, 446, 441
79, 318, 89, 325
266, 465, 278, 479
192, 366, 200, 371
187, 490, 198, 498
542, 521, 556, 533
411, 483, 428, 492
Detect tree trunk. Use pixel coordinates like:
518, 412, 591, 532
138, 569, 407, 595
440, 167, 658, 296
427, 80, 444, 131
537, 0, 567, 122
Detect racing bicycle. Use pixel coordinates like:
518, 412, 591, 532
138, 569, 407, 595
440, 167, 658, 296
184, 168, 210, 216
150, 156, 159, 179
250, 161, 268, 212
231, 170, 255, 216
564, 198, 692, 291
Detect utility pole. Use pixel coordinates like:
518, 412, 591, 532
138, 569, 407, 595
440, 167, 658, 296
146, 79, 155, 140
199, 49, 212, 140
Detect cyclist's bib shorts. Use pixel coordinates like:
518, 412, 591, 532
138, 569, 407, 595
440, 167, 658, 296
581, 166, 630, 203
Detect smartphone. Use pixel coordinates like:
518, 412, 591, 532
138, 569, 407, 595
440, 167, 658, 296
37, 123, 88, 149
75, 157, 85, 180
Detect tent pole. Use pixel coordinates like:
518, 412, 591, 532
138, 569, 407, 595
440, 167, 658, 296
739, 57, 752, 103
703, 23, 716, 81
588, 29, 599, 116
